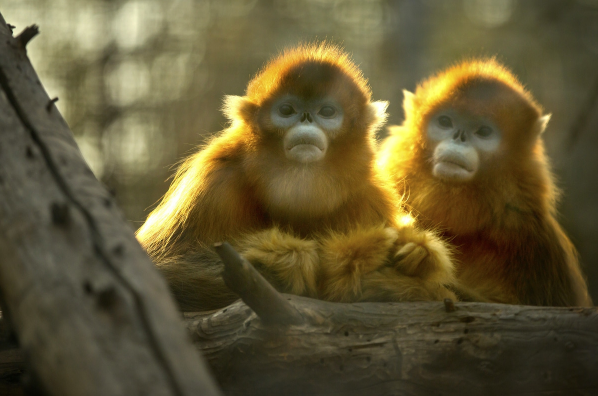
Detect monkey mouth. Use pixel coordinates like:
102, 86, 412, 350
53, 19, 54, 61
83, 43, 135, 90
287, 141, 325, 151
286, 144, 325, 163
433, 153, 476, 182
437, 158, 472, 172
284, 130, 328, 163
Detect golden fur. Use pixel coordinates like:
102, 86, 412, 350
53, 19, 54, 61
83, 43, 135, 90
137, 43, 456, 311
378, 58, 592, 306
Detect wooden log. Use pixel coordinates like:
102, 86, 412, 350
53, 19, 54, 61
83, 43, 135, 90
203, 238, 598, 396
3, 300, 598, 396
187, 298, 598, 395
0, 14, 220, 396
3, 243, 598, 395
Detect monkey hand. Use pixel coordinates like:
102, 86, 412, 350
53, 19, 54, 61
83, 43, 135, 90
318, 226, 399, 302
236, 228, 319, 297
319, 226, 456, 302
391, 228, 454, 280
382, 227, 456, 300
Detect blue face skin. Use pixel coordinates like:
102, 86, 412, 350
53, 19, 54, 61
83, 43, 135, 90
270, 95, 344, 164
426, 109, 502, 182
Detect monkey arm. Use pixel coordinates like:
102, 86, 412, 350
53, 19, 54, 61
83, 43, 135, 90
235, 228, 320, 298
318, 226, 398, 302
157, 226, 321, 311
160, 224, 457, 310
318, 225, 456, 302
154, 228, 320, 311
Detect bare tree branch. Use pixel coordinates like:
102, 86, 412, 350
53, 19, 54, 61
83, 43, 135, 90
215, 242, 303, 326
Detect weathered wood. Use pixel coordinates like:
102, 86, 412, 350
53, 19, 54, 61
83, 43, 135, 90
3, 300, 598, 396
189, 299, 598, 396
0, 14, 220, 396
215, 242, 303, 325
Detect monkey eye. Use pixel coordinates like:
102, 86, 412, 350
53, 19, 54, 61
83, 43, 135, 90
476, 126, 493, 138
438, 115, 453, 128
278, 104, 296, 117
318, 106, 336, 118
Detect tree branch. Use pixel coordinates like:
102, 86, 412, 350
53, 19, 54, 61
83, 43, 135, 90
14, 25, 39, 48
215, 242, 303, 325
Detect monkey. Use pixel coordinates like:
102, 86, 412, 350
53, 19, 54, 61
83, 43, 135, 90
378, 58, 592, 307
136, 43, 456, 311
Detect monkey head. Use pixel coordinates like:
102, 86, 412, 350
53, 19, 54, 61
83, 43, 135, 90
426, 105, 502, 182
221, 43, 388, 219
269, 92, 342, 164
403, 59, 550, 184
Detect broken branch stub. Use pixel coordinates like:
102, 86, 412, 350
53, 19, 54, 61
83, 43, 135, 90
214, 242, 303, 326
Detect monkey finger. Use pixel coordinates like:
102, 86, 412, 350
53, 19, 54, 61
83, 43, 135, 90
393, 245, 429, 276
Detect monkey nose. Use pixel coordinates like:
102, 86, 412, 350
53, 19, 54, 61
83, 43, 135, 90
301, 112, 313, 123
453, 130, 467, 142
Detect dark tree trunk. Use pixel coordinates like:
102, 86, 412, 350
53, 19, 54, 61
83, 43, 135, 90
0, 14, 220, 396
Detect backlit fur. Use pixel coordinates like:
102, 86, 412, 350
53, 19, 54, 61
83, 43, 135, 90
137, 43, 456, 310
378, 59, 592, 306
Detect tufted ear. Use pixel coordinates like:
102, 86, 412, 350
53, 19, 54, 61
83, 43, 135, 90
222, 95, 258, 124
366, 100, 389, 132
402, 90, 416, 117
533, 114, 551, 136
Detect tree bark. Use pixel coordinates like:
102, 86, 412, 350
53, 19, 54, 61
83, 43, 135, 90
0, 14, 220, 396
189, 299, 598, 396
3, 236, 598, 396
3, 299, 598, 396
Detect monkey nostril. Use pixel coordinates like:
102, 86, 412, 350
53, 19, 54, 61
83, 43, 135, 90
453, 131, 460, 140
305, 112, 313, 123
460, 133, 466, 142
300, 113, 307, 122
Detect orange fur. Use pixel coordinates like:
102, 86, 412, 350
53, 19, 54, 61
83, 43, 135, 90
138, 43, 389, 255
238, 228, 319, 297
137, 43, 456, 310
319, 225, 455, 302
378, 58, 592, 306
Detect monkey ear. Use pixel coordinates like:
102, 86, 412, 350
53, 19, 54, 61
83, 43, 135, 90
533, 114, 551, 136
367, 101, 389, 132
402, 90, 416, 116
222, 95, 258, 124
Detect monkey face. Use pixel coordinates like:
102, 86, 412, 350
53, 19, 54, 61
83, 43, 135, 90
426, 109, 502, 182
270, 95, 344, 164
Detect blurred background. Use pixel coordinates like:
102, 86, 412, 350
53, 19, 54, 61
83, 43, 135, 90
3, 0, 598, 300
